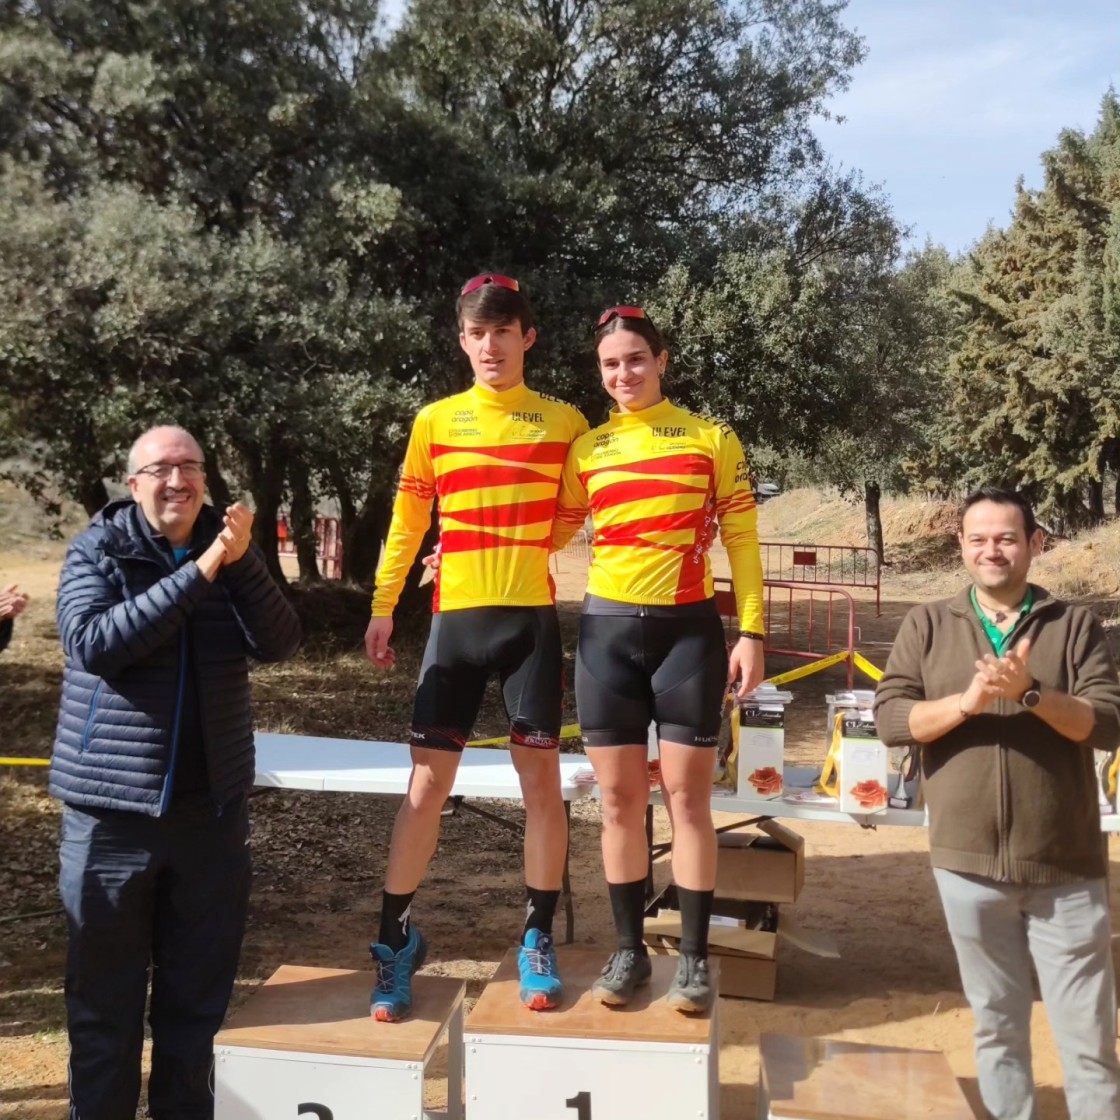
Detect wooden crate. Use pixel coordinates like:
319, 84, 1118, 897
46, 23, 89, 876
757, 1033, 974, 1120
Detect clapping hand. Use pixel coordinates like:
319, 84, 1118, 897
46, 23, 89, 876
218, 504, 254, 565
977, 637, 1033, 701
0, 584, 29, 620
960, 638, 1033, 716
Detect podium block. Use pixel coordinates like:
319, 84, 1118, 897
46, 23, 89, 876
214, 964, 465, 1120
757, 1033, 974, 1120
465, 949, 719, 1119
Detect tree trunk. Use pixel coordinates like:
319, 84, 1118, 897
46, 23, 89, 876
201, 445, 234, 511
288, 457, 322, 582
1097, 439, 1120, 518
864, 480, 884, 564
240, 438, 288, 588
77, 477, 110, 517
343, 493, 392, 586
1087, 477, 1105, 524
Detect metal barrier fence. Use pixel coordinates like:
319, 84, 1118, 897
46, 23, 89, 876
714, 576, 858, 688
551, 528, 592, 574
277, 515, 343, 579
552, 536, 880, 613
759, 542, 881, 615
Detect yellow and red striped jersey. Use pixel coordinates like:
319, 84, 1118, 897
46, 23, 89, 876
371, 381, 588, 616
552, 399, 764, 633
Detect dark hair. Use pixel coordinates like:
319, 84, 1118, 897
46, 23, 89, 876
593, 312, 667, 358
456, 283, 535, 333
959, 487, 1039, 538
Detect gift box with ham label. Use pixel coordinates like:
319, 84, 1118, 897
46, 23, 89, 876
837, 711, 890, 815
736, 686, 794, 801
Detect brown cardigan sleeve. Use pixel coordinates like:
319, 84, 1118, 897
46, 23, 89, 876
1069, 608, 1120, 752
873, 606, 928, 747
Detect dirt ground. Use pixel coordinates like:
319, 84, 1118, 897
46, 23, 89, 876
2, 504, 1120, 1119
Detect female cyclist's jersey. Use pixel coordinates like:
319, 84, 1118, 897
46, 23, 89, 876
372, 381, 588, 615
552, 398, 764, 635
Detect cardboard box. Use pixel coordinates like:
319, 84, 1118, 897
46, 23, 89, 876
648, 945, 778, 1002
714, 820, 804, 904
644, 884, 780, 1001
643, 881, 839, 1003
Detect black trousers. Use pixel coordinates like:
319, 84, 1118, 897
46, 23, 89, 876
59, 795, 251, 1120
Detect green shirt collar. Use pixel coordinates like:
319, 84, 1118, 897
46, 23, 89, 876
970, 586, 1033, 655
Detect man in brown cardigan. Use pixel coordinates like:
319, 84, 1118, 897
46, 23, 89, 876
875, 487, 1120, 1120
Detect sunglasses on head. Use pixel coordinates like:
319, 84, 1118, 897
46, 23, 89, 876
460, 273, 520, 296
597, 305, 647, 327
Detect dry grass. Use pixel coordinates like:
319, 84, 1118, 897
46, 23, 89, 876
758, 489, 962, 572
0, 479, 87, 546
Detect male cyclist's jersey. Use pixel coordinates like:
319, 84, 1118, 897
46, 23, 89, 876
372, 382, 588, 615
552, 399, 764, 634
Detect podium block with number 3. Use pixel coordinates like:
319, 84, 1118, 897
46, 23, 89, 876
465, 950, 719, 1119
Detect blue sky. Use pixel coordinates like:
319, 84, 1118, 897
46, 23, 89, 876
380, 1, 1118, 255
819, 0, 1120, 254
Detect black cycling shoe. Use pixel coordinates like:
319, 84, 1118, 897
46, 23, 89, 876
666, 952, 713, 1013
590, 948, 653, 1006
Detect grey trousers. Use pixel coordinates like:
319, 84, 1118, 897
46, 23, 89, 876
934, 868, 1120, 1120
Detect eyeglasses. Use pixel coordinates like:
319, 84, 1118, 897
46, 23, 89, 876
596, 306, 647, 327
134, 461, 206, 481
460, 273, 521, 295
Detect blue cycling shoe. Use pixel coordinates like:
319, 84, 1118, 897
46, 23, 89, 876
370, 926, 428, 1022
518, 927, 563, 1010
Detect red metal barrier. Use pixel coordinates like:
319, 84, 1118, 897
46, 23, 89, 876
277, 514, 343, 579
550, 529, 592, 574
759, 541, 880, 615
714, 577, 857, 687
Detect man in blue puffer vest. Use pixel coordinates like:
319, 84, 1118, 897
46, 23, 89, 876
49, 425, 301, 1120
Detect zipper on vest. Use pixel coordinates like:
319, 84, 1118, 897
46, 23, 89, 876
159, 627, 189, 815
997, 717, 1010, 880
79, 681, 104, 752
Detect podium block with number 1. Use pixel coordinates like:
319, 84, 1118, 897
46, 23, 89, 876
465, 950, 719, 1120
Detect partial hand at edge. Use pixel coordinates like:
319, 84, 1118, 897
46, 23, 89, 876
0, 584, 30, 620
418, 543, 441, 588
365, 616, 396, 668
728, 637, 765, 700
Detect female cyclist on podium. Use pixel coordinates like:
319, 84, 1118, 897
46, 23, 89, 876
552, 306, 765, 1012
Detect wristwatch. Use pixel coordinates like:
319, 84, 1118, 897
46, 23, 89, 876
1020, 679, 1042, 709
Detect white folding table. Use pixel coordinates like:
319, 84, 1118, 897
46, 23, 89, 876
643, 764, 1120, 885
254, 732, 593, 800
688, 765, 1120, 832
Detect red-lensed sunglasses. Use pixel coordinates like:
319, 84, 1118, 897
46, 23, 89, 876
460, 273, 520, 295
596, 305, 647, 327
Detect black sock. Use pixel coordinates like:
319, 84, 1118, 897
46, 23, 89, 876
378, 890, 416, 953
523, 886, 561, 939
676, 886, 713, 958
608, 878, 649, 953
